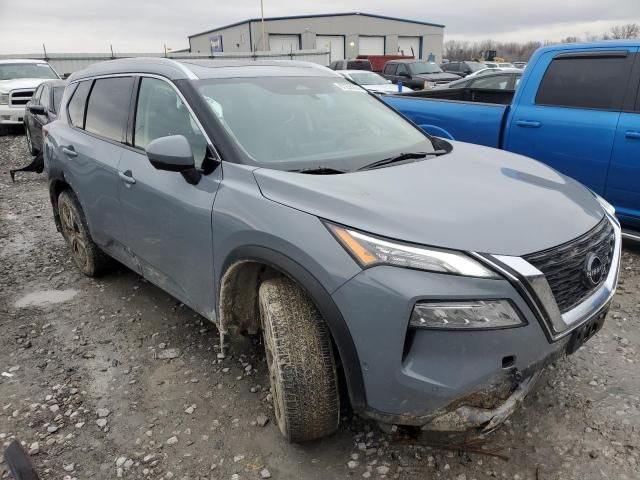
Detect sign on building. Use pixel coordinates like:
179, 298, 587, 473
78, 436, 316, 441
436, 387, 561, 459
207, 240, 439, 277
210, 35, 223, 53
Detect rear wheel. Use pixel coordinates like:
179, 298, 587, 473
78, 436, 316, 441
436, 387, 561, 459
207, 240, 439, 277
258, 277, 340, 442
57, 190, 111, 276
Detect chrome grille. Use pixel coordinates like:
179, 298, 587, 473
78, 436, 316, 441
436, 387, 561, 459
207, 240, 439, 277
9, 89, 35, 107
523, 219, 615, 313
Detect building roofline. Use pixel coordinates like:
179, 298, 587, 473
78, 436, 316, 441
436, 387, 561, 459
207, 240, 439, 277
188, 12, 445, 39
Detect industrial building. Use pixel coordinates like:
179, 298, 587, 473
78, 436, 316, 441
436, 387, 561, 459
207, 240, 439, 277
188, 12, 445, 64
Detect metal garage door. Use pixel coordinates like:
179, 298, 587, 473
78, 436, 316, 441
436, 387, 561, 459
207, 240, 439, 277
359, 36, 385, 55
269, 34, 300, 52
398, 36, 421, 59
316, 35, 344, 62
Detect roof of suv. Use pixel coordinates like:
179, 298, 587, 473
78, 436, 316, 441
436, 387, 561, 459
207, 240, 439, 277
385, 59, 430, 64
68, 57, 339, 82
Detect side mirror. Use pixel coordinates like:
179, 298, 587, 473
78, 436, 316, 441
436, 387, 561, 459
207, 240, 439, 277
29, 104, 46, 115
146, 135, 201, 185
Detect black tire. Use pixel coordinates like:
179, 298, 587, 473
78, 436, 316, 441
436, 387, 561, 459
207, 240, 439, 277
57, 190, 111, 276
24, 125, 38, 156
259, 277, 340, 442
3, 440, 40, 480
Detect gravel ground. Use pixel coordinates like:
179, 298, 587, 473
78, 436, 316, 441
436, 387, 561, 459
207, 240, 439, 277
1, 131, 639, 480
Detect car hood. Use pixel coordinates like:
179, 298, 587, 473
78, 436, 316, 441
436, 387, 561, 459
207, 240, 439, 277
0, 78, 47, 92
253, 141, 604, 256
415, 72, 460, 82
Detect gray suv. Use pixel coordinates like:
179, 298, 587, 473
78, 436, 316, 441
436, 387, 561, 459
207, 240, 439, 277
45, 58, 621, 442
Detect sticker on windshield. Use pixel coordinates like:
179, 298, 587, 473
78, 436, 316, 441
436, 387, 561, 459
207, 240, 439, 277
334, 82, 366, 92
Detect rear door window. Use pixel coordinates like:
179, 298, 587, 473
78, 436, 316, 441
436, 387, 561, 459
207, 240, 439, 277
536, 54, 634, 110
67, 81, 92, 128
383, 63, 397, 75
84, 77, 134, 142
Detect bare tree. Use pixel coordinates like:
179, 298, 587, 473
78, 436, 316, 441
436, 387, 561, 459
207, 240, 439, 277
609, 23, 640, 39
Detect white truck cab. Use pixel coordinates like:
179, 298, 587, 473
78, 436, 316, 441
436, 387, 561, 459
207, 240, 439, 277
0, 59, 60, 127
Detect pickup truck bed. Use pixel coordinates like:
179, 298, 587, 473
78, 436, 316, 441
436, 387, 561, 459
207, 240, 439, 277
384, 94, 509, 148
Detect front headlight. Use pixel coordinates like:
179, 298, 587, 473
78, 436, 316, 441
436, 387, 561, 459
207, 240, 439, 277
590, 190, 615, 217
423, 81, 436, 89
410, 300, 524, 329
326, 223, 499, 278
0, 93, 9, 105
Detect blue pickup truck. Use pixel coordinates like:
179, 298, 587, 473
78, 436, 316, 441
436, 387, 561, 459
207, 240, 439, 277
384, 41, 640, 237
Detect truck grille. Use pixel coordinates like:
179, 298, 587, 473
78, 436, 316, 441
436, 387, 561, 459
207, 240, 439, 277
9, 89, 35, 107
523, 218, 615, 313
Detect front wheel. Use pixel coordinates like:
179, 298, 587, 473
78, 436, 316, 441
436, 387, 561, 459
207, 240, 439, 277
259, 277, 340, 442
25, 125, 38, 156
57, 190, 111, 276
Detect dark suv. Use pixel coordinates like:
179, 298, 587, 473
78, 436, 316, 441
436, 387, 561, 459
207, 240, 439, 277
441, 60, 487, 77
382, 60, 460, 89
328, 59, 372, 71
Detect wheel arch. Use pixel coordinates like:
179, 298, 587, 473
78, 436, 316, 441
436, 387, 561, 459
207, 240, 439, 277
48, 175, 72, 232
218, 245, 367, 411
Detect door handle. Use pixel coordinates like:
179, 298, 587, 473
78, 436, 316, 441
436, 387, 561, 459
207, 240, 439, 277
118, 170, 136, 185
516, 120, 542, 128
62, 146, 78, 157
625, 130, 640, 140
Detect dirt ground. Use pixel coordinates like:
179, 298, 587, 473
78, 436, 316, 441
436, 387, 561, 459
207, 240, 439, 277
1, 131, 639, 480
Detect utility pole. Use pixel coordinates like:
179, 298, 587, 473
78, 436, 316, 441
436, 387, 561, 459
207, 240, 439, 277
260, 0, 267, 51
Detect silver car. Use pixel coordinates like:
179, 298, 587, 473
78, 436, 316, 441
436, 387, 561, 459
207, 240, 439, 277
45, 58, 621, 442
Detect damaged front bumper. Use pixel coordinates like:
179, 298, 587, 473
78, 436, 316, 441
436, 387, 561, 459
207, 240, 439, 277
422, 371, 540, 433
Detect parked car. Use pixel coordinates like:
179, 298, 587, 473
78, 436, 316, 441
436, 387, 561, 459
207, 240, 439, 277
328, 59, 372, 71
46, 58, 621, 443
24, 79, 66, 155
0, 59, 60, 130
383, 41, 640, 237
484, 62, 515, 69
9, 79, 66, 181
431, 69, 523, 90
381, 60, 460, 90
337, 70, 413, 93
440, 61, 487, 77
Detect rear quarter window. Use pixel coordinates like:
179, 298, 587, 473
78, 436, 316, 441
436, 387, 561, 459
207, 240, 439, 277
535, 54, 634, 110
67, 81, 92, 128
84, 77, 134, 142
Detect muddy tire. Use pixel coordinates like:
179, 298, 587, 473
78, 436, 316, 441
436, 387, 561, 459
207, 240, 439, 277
259, 277, 340, 442
57, 190, 111, 276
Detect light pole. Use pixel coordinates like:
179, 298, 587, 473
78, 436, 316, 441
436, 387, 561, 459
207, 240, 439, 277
260, 0, 267, 51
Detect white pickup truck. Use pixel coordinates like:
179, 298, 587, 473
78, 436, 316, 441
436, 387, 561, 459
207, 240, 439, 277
0, 59, 60, 129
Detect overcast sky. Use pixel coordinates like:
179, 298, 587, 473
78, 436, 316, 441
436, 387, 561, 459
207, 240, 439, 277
1, 0, 639, 54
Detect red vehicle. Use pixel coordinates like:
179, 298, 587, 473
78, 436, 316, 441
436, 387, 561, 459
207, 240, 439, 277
356, 54, 414, 72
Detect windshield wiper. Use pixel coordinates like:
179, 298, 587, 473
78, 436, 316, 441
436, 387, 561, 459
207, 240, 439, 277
357, 150, 447, 171
289, 166, 347, 175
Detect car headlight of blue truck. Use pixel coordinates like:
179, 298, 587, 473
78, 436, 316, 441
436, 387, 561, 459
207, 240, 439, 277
410, 300, 524, 329
326, 223, 499, 278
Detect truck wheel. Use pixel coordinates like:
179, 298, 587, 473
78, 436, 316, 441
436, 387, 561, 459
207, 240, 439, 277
57, 190, 110, 277
258, 277, 340, 442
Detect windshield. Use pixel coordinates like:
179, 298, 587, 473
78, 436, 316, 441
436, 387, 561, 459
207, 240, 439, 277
195, 76, 432, 168
52, 86, 65, 113
347, 72, 388, 85
0, 63, 58, 80
409, 62, 443, 75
